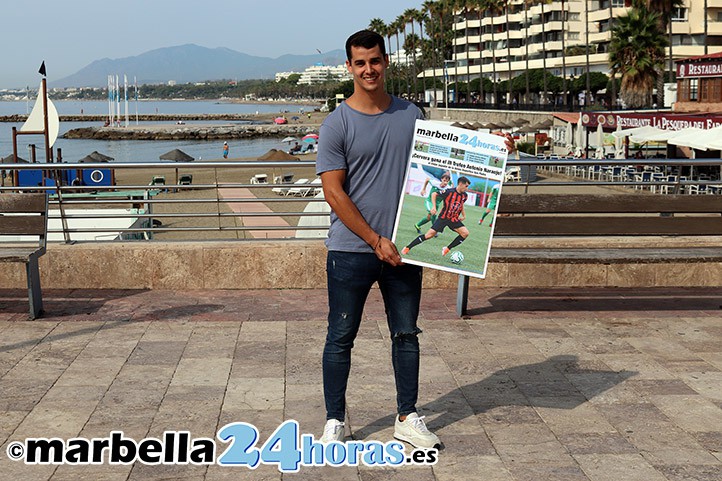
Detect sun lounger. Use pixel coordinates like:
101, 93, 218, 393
288, 177, 321, 197
273, 178, 308, 196
179, 174, 193, 185
250, 174, 268, 184
285, 178, 311, 196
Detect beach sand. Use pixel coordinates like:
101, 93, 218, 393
112, 154, 319, 240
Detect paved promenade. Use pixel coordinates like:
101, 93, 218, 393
0, 287, 720, 481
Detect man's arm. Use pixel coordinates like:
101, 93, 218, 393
320, 169, 402, 266
430, 191, 438, 215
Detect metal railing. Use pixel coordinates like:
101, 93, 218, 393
1, 158, 720, 242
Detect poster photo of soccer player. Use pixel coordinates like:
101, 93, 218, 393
393, 170, 503, 279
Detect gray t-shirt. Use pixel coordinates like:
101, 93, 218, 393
316, 96, 423, 253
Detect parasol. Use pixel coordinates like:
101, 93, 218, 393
160, 149, 194, 188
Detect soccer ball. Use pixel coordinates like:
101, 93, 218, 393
450, 251, 464, 264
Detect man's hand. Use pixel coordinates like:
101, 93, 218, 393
492, 131, 515, 153
430, 207, 437, 215
373, 236, 402, 266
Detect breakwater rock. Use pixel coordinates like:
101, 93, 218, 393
63, 124, 317, 141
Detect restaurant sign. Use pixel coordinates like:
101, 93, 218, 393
581, 112, 722, 131
677, 60, 722, 79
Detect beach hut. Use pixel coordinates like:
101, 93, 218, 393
160, 149, 194, 188
76, 151, 116, 187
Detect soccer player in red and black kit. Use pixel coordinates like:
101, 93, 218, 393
401, 177, 471, 257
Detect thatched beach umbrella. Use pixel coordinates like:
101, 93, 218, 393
1, 154, 29, 163
79, 151, 114, 163
160, 149, 194, 187
1, 154, 29, 186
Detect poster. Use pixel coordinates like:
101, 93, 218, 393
392, 119, 509, 279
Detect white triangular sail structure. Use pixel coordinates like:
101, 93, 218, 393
20, 83, 60, 147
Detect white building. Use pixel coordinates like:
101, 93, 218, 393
297, 64, 352, 85
275, 71, 301, 82
437, 0, 722, 83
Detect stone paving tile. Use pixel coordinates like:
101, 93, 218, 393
0, 287, 721, 480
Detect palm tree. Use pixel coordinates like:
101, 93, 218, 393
414, 7, 429, 102
393, 18, 404, 96
404, 33, 422, 99
403, 8, 420, 99
368, 18, 389, 93
609, 6, 667, 109
395, 15, 412, 97
382, 23, 396, 96
368, 17, 385, 35
632, 0, 685, 106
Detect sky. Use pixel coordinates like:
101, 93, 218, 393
1, 0, 423, 90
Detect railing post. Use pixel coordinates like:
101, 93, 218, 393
456, 274, 469, 317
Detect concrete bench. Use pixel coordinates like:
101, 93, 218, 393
0, 193, 48, 319
456, 193, 722, 315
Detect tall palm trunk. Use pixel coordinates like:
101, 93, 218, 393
705, 0, 709, 55
609, 0, 616, 107
524, 1, 530, 104
506, 4, 512, 105
386, 29, 395, 96
478, 7, 485, 106
465, 6, 471, 104
584, 0, 591, 108
418, 13, 428, 102
490, 5, 498, 105
561, 0, 568, 108
541, 0, 548, 105
395, 26, 403, 96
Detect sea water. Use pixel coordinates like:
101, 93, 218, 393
0, 100, 317, 163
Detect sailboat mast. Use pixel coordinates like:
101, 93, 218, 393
42, 78, 52, 163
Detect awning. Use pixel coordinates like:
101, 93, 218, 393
672, 126, 722, 150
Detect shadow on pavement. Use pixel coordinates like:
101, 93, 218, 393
355, 355, 637, 442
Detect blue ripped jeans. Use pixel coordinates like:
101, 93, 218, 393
323, 250, 423, 421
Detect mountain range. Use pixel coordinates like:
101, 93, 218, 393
51, 44, 347, 88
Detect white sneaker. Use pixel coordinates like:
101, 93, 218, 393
394, 412, 440, 449
320, 419, 345, 443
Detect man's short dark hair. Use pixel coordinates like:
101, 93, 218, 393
458, 176, 471, 185
345, 30, 386, 61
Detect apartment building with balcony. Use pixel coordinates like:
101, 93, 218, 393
438, 0, 722, 100
297, 65, 352, 85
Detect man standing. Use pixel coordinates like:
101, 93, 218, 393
401, 177, 471, 257
222, 141, 229, 159
316, 29, 440, 449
